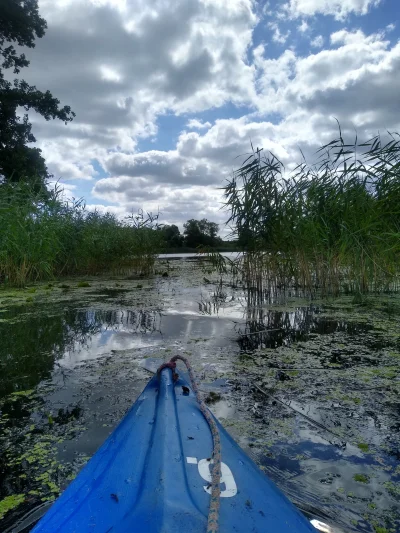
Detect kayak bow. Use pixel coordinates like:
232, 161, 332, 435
32, 365, 317, 532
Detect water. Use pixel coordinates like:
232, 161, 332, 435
0, 258, 399, 532
158, 252, 241, 259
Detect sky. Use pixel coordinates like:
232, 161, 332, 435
20, 0, 400, 235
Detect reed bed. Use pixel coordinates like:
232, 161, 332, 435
223, 130, 400, 296
0, 182, 163, 286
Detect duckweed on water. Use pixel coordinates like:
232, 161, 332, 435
9, 389, 35, 399
0, 494, 25, 520
354, 474, 370, 483
383, 481, 400, 498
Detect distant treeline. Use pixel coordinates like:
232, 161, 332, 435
159, 219, 237, 251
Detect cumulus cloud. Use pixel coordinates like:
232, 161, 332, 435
254, 28, 400, 133
92, 22, 400, 227
298, 20, 309, 33
267, 21, 291, 44
187, 119, 212, 130
92, 113, 325, 226
12, 0, 400, 231
281, 0, 382, 21
310, 35, 324, 48
24, 0, 258, 180
104, 150, 217, 186
92, 178, 226, 230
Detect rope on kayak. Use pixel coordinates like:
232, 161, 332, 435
157, 355, 221, 533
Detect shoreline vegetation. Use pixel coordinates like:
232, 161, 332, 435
0, 182, 163, 286
219, 130, 400, 297
0, 180, 237, 286
1, 129, 399, 294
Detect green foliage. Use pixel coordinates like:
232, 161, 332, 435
0, 0, 75, 186
224, 130, 400, 295
0, 182, 163, 285
183, 219, 221, 248
160, 224, 184, 248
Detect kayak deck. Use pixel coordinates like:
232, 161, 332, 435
32, 368, 316, 532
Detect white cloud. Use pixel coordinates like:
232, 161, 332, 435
267, 21, 291, 44
281, 0, 382, 21
187, 119, 212, 130
310, 35, 324, 48
254, 28, 400, 128
298, 20, 309, 33
100, 65, 123, 83
10, 0, 399, 232
92, 24, 400, 227
25, 0, 258, 180
104, 149, 218, 186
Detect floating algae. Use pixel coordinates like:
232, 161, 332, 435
0, 494, 25, 520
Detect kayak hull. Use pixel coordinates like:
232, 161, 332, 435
32, 369, 316, 532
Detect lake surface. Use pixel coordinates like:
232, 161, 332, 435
158, 251, 241, 259
0, 257, 399, 532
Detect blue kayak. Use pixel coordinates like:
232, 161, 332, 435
31, 367, 317, 532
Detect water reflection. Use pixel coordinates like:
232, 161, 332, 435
237, 306, 317, 351
0, 307, 163, 397
198, 279, 231, 316
0, 299, 242, 399
236, 289, 373, 351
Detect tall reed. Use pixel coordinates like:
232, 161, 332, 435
224, 130, 400, 296
0, 182, 163, 286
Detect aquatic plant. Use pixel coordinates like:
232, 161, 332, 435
0, 183, 163, 286
224, 129, 400, 296
0, 494, 25, 520
353, 473, 369, 483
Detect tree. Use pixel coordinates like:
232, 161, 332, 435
160, 224, 183, 248
0, 0, 75, 186
183, 218, 221, 248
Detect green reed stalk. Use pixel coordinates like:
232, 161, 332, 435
0, 182, 163, 286
224, 131, 400, 296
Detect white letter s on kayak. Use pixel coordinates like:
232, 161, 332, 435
187, 457, 237, 497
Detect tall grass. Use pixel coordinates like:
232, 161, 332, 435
0, 182, 163, 286
224, 130, 400, 296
